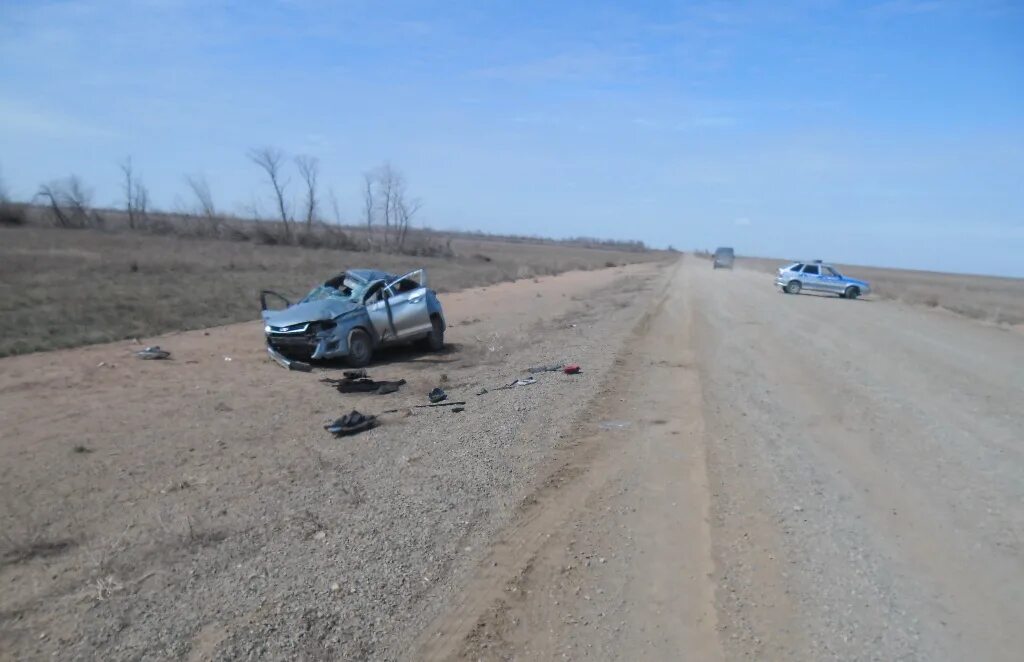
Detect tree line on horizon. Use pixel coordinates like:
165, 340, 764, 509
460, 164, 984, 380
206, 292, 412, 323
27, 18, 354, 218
0, 155, 648, 254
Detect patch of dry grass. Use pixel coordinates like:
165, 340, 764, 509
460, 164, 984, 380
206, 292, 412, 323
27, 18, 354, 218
0, 226, 667, 357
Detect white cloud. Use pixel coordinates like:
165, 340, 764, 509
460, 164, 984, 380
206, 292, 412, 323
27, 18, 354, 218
734, 217, 751, 226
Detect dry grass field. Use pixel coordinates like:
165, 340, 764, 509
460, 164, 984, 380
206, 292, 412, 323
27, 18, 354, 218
732, 255, 1024, 328
0, 225, 667, 357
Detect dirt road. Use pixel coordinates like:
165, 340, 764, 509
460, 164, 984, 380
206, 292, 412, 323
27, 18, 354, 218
3, 257, 1022, 660
418, 259, 1024, 661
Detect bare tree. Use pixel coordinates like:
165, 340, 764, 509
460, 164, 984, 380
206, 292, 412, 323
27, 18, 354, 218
379, 164, 395, 248
395, 189, 422, 249
248, 147, 292, 241
294, 154, 319, 233
328, 186, 343, 225
36, 183, 69, 227
120, 157, 149, 229
363, 163, 419, 250
184, 174, 217, 231
362, 172, 375, 249
36, 176, 96, 228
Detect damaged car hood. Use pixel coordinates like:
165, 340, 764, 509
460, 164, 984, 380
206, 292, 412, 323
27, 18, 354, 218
262, 299, 362, 328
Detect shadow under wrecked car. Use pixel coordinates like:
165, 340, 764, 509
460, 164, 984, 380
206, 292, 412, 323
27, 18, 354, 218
261, 267, 448, 369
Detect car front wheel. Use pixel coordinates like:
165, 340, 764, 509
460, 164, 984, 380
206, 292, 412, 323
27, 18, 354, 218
844, 286, 860, 300
785, 280, 802, 295
347, 329, 373, 367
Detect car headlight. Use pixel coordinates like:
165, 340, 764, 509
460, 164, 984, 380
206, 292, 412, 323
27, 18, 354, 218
264, 325, 272, 334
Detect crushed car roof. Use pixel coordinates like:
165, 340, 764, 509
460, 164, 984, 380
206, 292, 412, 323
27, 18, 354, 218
344, 269, 397, 283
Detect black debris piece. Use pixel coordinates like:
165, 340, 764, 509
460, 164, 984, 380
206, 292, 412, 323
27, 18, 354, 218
428, 387, 448, 403
476, 387, 489, 396
324, 410, 377, 437
322, 375, 406, 395
451, 406, 465, 413
343, 369, 367, 380
380, 401, 467, 414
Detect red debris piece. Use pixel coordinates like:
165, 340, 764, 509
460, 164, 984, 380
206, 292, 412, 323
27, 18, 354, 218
563, 364, 581, 374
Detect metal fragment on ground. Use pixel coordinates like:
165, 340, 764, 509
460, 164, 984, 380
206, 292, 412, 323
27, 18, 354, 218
136, 346, 171, 360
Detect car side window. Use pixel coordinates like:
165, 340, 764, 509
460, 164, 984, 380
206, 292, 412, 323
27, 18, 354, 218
364, 282, 385, 304
791, 263, 804, 272
392, 278, 419, 294
824, 267, 839, 277
802, 265, 819, 275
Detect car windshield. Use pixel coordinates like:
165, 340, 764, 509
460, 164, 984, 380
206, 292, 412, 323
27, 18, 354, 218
300, 275, 370, 304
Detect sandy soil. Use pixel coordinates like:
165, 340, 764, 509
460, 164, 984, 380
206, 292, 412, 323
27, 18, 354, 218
3, 257, 1023, 661
0, 262, 663, 660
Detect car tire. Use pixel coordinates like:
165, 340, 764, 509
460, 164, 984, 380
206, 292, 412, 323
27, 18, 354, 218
346, 329, 373, 367
421, 315, 444, 351
844, 286, 860, 300
786, 280, 802, 295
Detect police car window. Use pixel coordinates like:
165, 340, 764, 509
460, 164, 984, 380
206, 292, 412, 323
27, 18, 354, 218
802, 265, 819, 275
792, 263, 804, 272
824, 266, 839, 277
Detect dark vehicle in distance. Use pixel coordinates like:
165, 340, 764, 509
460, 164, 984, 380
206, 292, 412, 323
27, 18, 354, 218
713, 247, 735, 269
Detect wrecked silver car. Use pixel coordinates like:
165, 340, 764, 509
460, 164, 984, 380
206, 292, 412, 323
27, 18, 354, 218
260, 268, 446, 367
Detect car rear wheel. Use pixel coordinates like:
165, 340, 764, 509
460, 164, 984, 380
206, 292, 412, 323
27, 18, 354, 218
346, 329, 373, 367
785, 280, 802, 295
420, 315, 444, 351
844, 286, 860, 300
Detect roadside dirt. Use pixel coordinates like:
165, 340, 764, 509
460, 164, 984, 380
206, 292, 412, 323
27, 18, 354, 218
4, 257, 1023, 661
0, 263, 665, 660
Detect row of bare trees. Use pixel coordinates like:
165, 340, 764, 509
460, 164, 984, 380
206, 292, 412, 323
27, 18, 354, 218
363, 163, 421, 251
36, 176, 101, 229
14, 150, 423, 252
247, 148, 420, 250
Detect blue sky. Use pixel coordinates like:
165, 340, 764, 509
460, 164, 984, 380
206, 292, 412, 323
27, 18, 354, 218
2, 0, 1022, 275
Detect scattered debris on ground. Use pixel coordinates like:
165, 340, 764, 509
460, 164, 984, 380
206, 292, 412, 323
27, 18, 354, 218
497, 376, 537, 390
428, 387, 448, 403
324, 410, 377, 437
380, 401, 467, 414
563, 364, 582, 374
527, 363, 564, 374
322, 374, 407, 395
135, 346, 170, 360
267, 346, 312, 372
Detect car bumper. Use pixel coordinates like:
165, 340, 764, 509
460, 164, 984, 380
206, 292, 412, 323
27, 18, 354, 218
266, 329, 349, 361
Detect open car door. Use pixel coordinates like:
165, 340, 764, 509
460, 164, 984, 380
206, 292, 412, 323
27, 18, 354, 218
385, 269, 432, 339
364, 280, 397, 341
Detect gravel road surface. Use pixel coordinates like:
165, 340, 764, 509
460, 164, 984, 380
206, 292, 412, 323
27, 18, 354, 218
420, 258, 1024, 661
3, 257, 1022, 661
